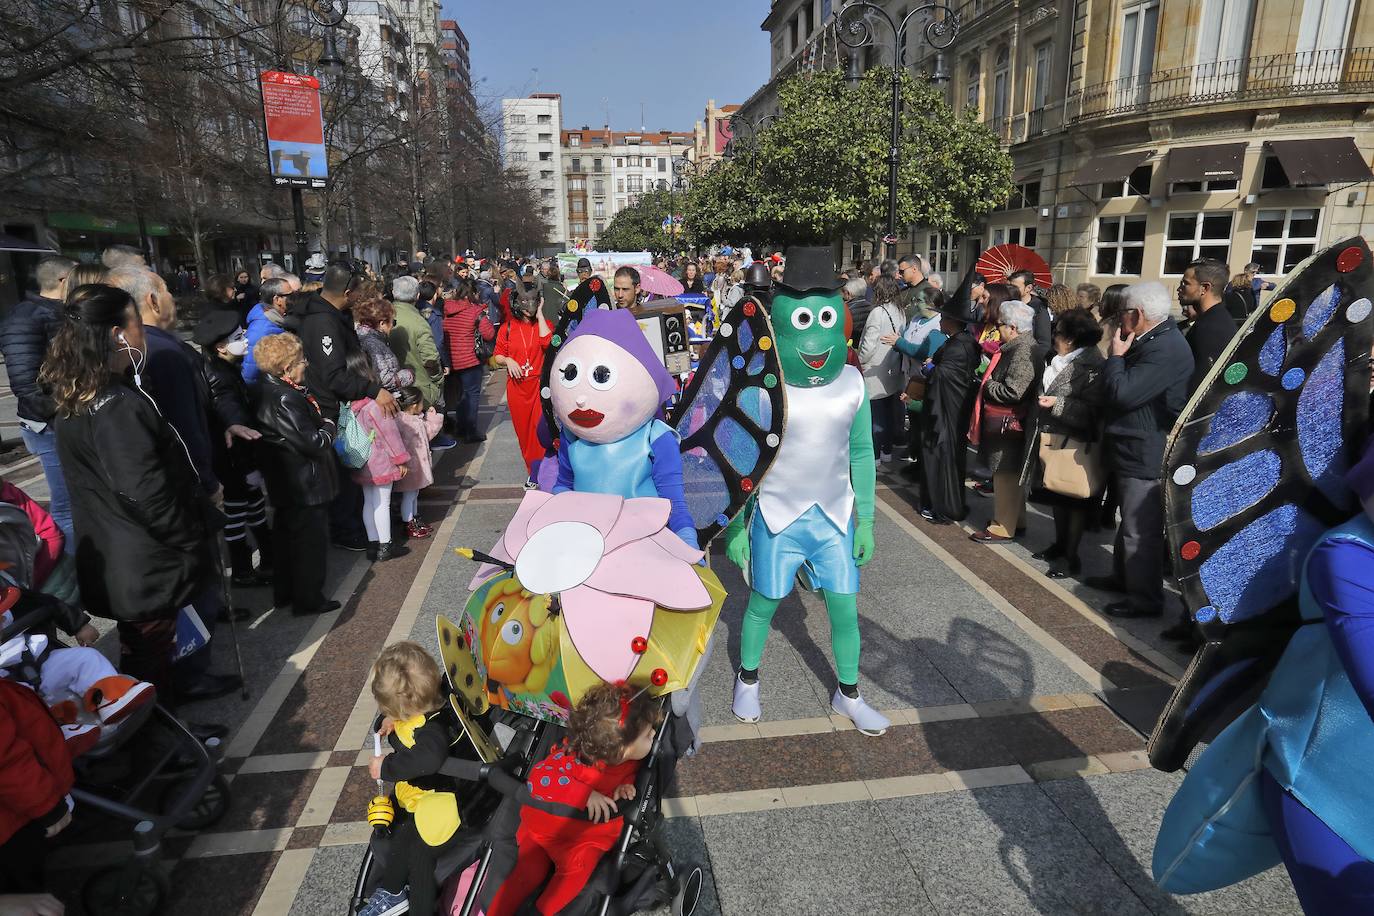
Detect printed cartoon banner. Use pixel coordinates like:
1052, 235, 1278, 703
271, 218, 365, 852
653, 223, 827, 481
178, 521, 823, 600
261, 70, 328, 189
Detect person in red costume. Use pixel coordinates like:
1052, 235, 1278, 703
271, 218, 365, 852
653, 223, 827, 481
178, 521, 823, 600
487, 682, 662, 916
492, 284, 552, 483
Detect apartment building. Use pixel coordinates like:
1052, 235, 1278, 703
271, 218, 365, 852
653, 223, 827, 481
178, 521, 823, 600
694, 99, 743, 166
502, 94, 568, 248
742, 0, 1374, 286
559, 128, 694, 248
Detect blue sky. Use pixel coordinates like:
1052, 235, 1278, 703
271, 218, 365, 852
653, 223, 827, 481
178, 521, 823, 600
441, 0, 771, 132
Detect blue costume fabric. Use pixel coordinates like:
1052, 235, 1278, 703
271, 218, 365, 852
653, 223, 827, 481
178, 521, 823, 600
1154, 516, 1374, 912
552, 418, 696, 539
747, 505, 859, 600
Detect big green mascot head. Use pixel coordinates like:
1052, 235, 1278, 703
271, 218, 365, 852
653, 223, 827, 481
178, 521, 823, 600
769, 246, 847, 388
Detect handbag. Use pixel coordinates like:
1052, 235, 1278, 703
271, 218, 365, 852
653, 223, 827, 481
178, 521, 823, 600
1038, 431, 1105, 499
980, 403, 1025, 445
334, 402, 375, 469
473, 309, 494, 362
904, 376, 927, 402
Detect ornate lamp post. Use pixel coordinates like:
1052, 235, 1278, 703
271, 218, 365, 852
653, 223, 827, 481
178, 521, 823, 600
837, 1, 958, 258
667, 153, 699, 253
723, 113, 778, 161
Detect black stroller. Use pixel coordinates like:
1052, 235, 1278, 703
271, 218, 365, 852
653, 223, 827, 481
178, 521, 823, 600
348, 691, 704, 916
1, 590, 230, 916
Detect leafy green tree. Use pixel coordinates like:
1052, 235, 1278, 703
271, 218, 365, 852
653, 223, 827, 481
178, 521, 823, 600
687, 67, 1014, 246
595, 189, 689, 253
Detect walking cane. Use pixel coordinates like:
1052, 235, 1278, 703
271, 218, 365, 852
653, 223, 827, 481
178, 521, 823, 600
215, 532, 250, 701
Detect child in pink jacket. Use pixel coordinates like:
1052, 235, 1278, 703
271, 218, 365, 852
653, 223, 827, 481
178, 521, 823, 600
349, 395, 409, 562
393, 387, 443, 540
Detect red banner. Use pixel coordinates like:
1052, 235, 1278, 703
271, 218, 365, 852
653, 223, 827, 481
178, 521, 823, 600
260, 70, 328, 187
714, 117, 734, 155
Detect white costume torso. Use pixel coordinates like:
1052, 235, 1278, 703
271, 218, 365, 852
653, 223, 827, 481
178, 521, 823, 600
756, 364, 864, 534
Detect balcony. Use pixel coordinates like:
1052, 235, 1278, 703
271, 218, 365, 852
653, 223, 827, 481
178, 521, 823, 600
1074, 47, 1374, 121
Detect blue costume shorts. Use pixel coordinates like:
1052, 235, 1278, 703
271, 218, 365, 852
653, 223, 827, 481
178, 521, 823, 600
749, 505, 859, 600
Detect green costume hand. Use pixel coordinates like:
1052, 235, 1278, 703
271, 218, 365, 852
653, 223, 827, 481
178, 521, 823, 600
723, 498, 753, 572
853, 518, 875, 567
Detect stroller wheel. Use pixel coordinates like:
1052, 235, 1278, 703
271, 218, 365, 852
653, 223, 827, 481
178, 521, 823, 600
82, 864, 166, 916
160, 773, 231, 830
670, 866, 704, 916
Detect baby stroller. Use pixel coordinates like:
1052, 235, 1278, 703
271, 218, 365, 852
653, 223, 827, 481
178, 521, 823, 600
1, 592, 230, 916
348, 633, 706, 916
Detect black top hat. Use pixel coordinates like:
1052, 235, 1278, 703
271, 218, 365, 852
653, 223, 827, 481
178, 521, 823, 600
192, 308, 243, 347
777, 246, 843, 294
938, 265, 981, 324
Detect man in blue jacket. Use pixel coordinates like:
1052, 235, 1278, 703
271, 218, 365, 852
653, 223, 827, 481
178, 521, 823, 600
0, 256, 76, 547
242, 276, 293, 385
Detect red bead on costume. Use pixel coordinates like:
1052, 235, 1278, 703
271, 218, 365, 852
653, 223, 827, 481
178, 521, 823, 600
1180, 541, 1201, 561
630, 636, 648, 655
741, 477, 753, 493
590, 278, 602, 291
1337, 247, 1364, 273
650, 668, 668, 686
743, 301, 756, 317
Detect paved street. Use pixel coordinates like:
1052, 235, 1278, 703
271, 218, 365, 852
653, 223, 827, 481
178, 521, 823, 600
45, 376, 1302, 916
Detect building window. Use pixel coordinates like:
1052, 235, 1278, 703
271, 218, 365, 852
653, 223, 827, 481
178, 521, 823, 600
571, 199, 585, 214
1117, 1, 1160, 107
594, 201, 605, 217
1095, 215, 1147, 275
998, 180, 1041, 210
1169, 177, 1240, 194
512, 151, 527, 162
509, 113, 526, 124
616, 158, 624, 168
569, 135, 581, 147
628, 155, 641, 167
593, 158, 603, 172
928, 233, 960, 275
541, 188, 553, 198
568, 177, 585, 190
538, 151, 552, 161
571, 158, 581, 172
1163, 211, 1233, 274
595, 222, 605, 233
992, 225, 1038, 249
993, 46, 1009, 121
1031, 42, 1051, 110
593, 179, 604, 195
617, 179, 625, 192
1101, 164, 1153, 200
540, 170, 552, 179
537, 114, 551, 124
965, 58, 980, 114
538, 133, 552, 142
1250, 208, 1321, 274
658, 157, 667, 172
628, 175, 643, 192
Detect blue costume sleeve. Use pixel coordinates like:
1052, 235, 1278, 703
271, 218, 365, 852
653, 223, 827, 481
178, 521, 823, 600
1312, 537, 1374, 723
892, 337, 919, 357
551, 433, 575, 494
649, 428, 697, 546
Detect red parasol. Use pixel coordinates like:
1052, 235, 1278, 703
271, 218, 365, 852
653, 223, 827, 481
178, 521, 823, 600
975, 244, 1053, 289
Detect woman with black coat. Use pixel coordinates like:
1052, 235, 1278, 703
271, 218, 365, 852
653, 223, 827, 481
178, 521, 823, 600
38, 284, 214, 695
251, 332, 340, 616
195, 310, 274, 587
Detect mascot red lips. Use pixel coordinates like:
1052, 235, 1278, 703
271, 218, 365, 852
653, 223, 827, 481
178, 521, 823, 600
569, 408, 605, 428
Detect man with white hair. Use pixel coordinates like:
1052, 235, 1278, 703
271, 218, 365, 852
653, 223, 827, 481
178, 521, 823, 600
101, 244, 145, 270
259, 261, 302, 293
388, 274, 443, 408
1088, 281, 1194, 620
841, 276, 873, 346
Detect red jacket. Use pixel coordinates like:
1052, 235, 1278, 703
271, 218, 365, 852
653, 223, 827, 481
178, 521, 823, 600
0, 679, 73, 843
441, 298, 495, 372
0, 480, 63, 586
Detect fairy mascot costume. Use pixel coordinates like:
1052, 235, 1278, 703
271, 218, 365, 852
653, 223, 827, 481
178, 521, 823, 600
723, 246, 887, 735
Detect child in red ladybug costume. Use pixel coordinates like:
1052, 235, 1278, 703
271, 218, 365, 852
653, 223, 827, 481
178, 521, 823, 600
0, 678, 74, 897
487, 682, 662, 916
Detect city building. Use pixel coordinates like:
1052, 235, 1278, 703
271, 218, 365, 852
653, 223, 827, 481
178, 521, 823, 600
440, 19, 483, 147
694, 99, 742, 166
559, 128, 694, 249
351, 0, 412, 119
503, 94, 568, 249
739, 0, 1374, 287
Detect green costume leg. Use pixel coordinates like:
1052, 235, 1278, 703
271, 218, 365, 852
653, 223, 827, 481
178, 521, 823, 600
739, 590, 783, 672
822, 590, 861, 686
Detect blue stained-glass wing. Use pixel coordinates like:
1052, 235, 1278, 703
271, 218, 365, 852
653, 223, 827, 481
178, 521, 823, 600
667, 296, 787, 546
1149, 238, 1374, 772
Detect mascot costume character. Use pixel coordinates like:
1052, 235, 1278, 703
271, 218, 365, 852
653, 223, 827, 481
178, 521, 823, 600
722, 246, 887, 736
1147, 238, 1374, 913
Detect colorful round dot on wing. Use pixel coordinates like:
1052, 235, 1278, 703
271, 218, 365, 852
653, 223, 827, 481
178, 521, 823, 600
1268, 298, 1296, 324
759, 337, 772, 350
540, 776, 550, 786
1337, 246, 1364, 273
1172, 465, 1196, 486
732, 355, 745, 369
568, 301, 579, 312
719, 323, 733, 337
558, 776, 570, 785
1195, 605, 1217, 624
766, 433, 780, 447
650, 668, 668, 687
1223, 362, 1248, 384
1347, 298, 1372, 323
763, 374, 777, 388
743, 301, 756, 317
1281, 367, 1306, 390
1180, 540, 1201, 561
631, 636, 648, 655
715, 513, 729, 526
551, 334, 561, 345
541, 387, 551, 399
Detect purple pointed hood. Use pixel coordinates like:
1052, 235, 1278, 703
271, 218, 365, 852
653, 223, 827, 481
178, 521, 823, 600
563, 309, 677, 405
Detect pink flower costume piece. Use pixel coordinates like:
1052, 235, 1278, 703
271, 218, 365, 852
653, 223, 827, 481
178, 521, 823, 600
469, 490, 714, 685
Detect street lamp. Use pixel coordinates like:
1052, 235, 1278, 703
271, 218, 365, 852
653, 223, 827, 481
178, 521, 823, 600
837, 1, 960, 258
668, 153, 699, 254
723, 113, 777, 160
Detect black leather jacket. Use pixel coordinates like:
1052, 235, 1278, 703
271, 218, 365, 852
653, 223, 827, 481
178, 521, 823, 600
0, 293, 63, 423
202, 351, 258, 484
252, 374, 339, 507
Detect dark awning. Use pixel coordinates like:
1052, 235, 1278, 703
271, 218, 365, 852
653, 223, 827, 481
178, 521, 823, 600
0, 233, 56, 255
1163, 143, 1247, 184
1068, 150, 1153, 187
1266, 138, 1373, 185
1014, 166, 1043, 183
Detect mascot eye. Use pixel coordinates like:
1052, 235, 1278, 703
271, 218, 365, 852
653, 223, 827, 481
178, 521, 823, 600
818, 306, 838, 328
790, 308, 814, 330
489, 602, 506, 625
557, 358, 582, 388
500, 619, 524, 645
588, 363, 617, 391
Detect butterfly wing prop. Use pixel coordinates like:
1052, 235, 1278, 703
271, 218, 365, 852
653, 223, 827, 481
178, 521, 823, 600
538, 276, 612, 441
1147, 238, 1374, 771
666, 296, 787, 546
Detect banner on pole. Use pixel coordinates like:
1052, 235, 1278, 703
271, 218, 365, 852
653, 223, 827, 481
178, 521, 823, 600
261, 71, 329, 189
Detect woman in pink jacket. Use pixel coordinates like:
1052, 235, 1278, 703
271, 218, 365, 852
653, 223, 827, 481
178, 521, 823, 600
392, 387, 443, 540
346, 353, 409, 562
